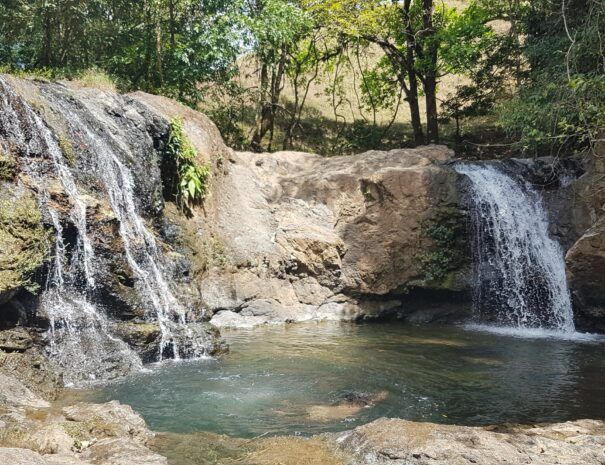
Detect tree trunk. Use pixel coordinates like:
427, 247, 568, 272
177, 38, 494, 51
41, 10, 53, 67
169, 0, 176, 49
402, 0, 424, 145
423, 0, 439, 144
408, 85, 424, 145
251, 62, 270, 151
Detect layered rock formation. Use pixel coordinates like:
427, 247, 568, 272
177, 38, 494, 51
0, 375, 166, 465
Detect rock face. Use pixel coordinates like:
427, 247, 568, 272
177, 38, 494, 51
328, 417, 605, 465
564, 140, 605, 331
567, 218, 605, 331
0, 328, 62, 400
127, 93, 472, 328
202, 146, 469, 327
0, 75, 225, 379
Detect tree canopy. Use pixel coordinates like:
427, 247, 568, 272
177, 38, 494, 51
0, 0, 603, 155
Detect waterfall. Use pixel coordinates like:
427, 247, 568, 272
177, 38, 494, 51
0, 77, 141, 383
50, 95, 204, 360
455, 163, 575, 332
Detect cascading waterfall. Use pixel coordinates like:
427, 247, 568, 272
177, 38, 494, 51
0, 77, 141, 383
455, 163, 575, 332
51, 95, 204, 360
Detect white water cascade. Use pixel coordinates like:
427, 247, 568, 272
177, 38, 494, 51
0, 78, 141, 383
52, 97, 204, 360
455, 164, 575, 332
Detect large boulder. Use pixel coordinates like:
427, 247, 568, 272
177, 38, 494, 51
130, 93, 471, 328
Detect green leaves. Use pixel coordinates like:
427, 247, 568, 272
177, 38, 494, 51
167, 117, 211, 214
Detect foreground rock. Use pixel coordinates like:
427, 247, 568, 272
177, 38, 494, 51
328, 417, 605, 465
0, 376, 165, 465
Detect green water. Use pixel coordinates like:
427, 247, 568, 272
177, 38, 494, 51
92, 322, 605, 438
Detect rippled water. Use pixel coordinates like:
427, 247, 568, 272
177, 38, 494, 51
91, 322, 605, 438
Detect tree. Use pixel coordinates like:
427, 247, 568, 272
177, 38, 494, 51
303, 0, 490, 146
246, 0, 313, 151
0, 0, 242, 106
497, 0, 605, 154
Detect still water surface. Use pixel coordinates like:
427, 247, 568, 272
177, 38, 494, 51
92, 322, 605, 437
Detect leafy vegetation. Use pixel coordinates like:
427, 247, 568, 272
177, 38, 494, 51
0, 0, 602, 156
166, 117, 211, 214
418, 214, 464, 284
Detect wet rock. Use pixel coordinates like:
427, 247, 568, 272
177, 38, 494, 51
112, 322, 161, 363
328, 418, 605, 465
0, 327, 33, 352
114, 321, 226, 362
169, 322, 228, 358
567, 217, 605, 332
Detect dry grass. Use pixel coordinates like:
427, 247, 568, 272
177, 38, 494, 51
70, 68, 117, 92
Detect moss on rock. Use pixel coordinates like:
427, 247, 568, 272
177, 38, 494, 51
417, 208, 465, 287
0, 189, 49, 300
0, 148, 17, 181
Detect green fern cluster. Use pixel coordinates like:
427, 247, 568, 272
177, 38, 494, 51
167, 117, 210, 213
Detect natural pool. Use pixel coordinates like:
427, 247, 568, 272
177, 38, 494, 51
90, 322, 605, 438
